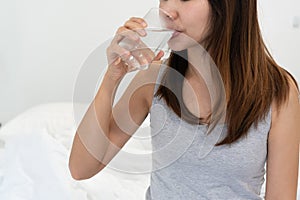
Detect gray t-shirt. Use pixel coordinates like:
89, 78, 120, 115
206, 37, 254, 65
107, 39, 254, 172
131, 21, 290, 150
146, 66, 270, 200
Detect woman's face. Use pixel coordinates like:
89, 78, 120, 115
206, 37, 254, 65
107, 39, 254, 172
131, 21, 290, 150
159, 0, 212, 51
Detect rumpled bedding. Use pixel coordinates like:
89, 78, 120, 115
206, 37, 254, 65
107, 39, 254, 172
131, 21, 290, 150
0, 103, 151, 200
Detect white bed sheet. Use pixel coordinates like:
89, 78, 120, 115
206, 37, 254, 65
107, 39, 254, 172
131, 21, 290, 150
0, 103, 150, 200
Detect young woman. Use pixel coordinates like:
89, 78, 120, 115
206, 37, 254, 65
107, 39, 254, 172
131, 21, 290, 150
69, 0, 300, 199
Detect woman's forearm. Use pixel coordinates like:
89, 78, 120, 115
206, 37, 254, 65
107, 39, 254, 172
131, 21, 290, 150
69, 72, 122, 180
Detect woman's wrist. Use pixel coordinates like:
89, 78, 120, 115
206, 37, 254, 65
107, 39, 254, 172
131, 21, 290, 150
103, 69, 124, 86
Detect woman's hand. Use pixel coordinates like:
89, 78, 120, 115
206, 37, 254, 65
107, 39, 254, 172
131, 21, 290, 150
106, 17, 164, 81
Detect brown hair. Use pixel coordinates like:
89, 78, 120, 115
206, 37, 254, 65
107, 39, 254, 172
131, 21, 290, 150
155, 0, 295, 145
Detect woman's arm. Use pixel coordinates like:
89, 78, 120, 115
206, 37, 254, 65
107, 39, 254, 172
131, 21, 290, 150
68, 15, 163, 180
265, 80, 300, 199
68, 65, 159, 180
68, 71, 124, 180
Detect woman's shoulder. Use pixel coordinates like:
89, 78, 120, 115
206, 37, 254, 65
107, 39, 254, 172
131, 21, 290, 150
271, 74, 299, 119
270, 75, 300, 136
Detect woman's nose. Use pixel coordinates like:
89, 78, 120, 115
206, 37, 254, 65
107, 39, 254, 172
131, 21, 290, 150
164, 10, 178, 21
159, 3, 179, 21
159, 8, 178, 30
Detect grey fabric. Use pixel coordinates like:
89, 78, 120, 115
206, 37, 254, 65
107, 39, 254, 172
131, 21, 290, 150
145, 66, 270, 200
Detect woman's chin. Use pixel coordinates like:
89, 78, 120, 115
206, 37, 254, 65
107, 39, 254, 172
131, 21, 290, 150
168, 44, 186, 52
168, 35, 200, 52
168, 40, 189, 52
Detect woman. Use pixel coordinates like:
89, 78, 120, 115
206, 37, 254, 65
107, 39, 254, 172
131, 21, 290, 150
69, 0, 300, 199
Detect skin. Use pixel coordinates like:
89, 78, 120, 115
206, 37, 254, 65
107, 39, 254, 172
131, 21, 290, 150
160, 0, 211, 51
69, 0, 300, 198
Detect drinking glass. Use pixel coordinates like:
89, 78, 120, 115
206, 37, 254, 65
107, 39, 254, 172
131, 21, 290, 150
118, 7, 175, 70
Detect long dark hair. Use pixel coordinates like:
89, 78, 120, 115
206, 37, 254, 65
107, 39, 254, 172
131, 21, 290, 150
155, 0, 295, 145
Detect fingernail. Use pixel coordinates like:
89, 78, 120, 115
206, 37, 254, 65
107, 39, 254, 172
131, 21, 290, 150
142, 22, 147, 27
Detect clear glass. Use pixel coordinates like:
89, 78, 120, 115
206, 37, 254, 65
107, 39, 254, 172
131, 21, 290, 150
118, 8, 175, 70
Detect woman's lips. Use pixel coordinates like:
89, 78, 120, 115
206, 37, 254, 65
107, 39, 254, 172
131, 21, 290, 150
171, 31, 181, 38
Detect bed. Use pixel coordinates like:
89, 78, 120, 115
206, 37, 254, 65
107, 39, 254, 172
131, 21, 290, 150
0, 103, 151, 200
0, 102, 298, 200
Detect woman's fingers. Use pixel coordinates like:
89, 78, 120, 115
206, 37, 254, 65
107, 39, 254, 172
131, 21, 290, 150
112, 27, 140, 46
106, 42, 130, 65
107, 43, 144, 70
124, 17, 147, 36
105, 17, 151, 80
107, 16, 164, 74
154, 50, 165, 61
128, 17, 147, 27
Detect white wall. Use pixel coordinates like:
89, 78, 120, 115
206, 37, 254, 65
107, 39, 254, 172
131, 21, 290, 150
0, 0, 157, 124
258, 0, 300, 80
0, 0, 299, 124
